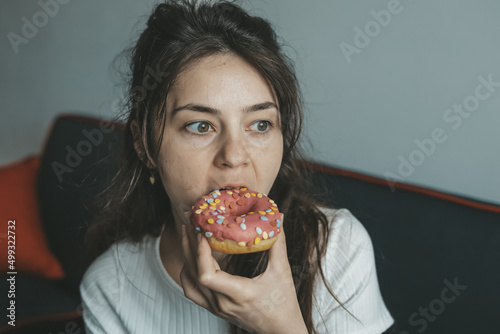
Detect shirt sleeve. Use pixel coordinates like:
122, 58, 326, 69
313, 208, 394, 334
79, 244, 128, 334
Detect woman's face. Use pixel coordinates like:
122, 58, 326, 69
157, 53, 283, 223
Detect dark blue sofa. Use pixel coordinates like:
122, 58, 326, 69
1, 113, 499, 334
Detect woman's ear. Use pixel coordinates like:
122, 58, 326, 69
130, 120, 155, 169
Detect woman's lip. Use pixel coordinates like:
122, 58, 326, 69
215, 185, 248, 191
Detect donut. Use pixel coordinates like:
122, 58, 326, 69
190, 187, 282, 254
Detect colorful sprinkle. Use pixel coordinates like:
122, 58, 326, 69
206, 198, 214, 203
254, 237, 261, 245
207, 218, 214, 224
257, 193, 263, 198
260, 216, 268, 221
212, 193, 218, 198
215, 199, 221, 203
269, 199, 275, 204
244, 193, 251, 198
269, 231, 274, 238
211, 211, 218, 215
227, 223, 235, 228
195, 209, 202, 214
276, 219, 281, 227
266, 209, 272, 212
217, 215, 225, 219
263, 231, 268, 239
256, 227, 263, 235
258, 211, 266, 215
216, 220, 224, 224
240, 187, 247, 191
237, 242, 246, 247
251, 193, 256, 196
227, 191, 233, 195
240, 223, 247, 230
205, 232, 212, 238
195, 227, 201, 232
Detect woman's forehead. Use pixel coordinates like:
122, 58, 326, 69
166, 54, 277, 113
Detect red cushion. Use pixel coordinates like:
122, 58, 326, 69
0, 156, 64, 279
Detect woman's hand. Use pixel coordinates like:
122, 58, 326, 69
179, 215, 308, 334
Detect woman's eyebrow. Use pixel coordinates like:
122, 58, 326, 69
171, 101, 277, 116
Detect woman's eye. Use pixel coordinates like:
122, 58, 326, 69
186, 121, 212, 134
250, 120, 272, 132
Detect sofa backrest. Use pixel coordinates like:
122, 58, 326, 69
303, 163, 500, 333
37, 114, 500, 333
37, 114, 124, 293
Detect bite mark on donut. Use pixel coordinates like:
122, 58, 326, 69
190, 187, 282, 254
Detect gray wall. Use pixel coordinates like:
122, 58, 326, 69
1, 0, 499, 205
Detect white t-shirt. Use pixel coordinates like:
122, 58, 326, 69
80, 208, 394, 334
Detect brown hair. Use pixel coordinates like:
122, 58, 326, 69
85, 1, 358, 332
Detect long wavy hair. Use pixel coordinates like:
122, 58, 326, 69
85, 1, 358, 332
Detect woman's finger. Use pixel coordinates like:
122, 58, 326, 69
194, 234, 252, 298
181, 225, 222, 313
267, 214, 289, 271
179, 265, 211, 309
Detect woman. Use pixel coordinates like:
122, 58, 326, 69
80, 1, 395, 333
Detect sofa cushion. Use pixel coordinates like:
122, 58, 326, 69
0, 156, 64, 279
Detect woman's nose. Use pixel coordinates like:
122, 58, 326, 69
214, 130, 250, 168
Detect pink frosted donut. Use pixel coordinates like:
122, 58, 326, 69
190, 187, 282, 254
